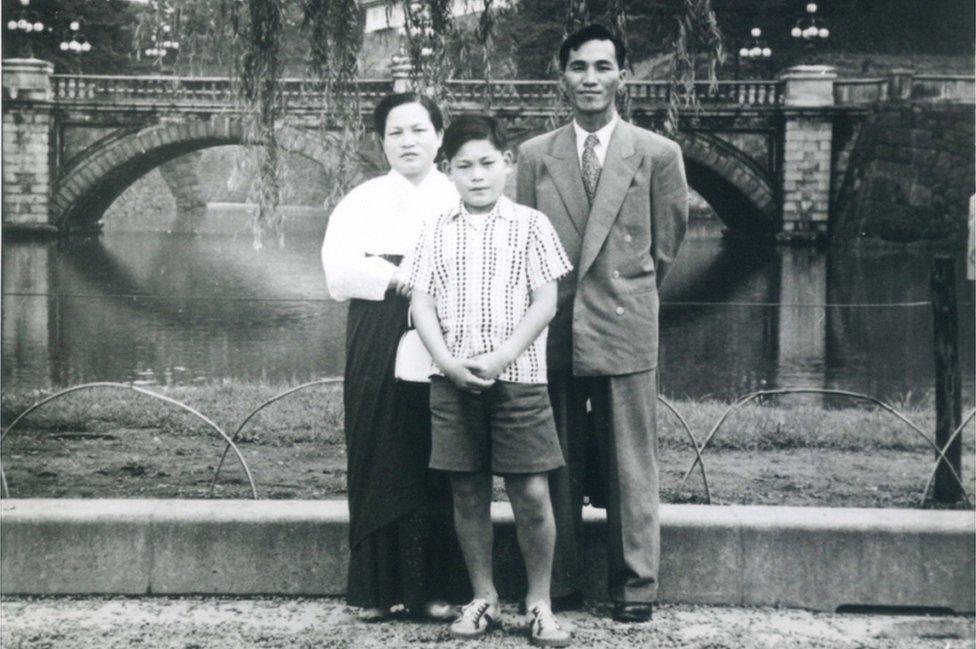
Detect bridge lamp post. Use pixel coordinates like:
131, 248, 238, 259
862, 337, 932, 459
6, 0, 45, 58
143, 23, 180, 71
59, 22, 92, 56
736, 27, 773, 79
791, 2, 829, 64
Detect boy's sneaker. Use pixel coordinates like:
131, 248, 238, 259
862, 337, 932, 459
450, 598, 498, 639
528, 601, 571, 647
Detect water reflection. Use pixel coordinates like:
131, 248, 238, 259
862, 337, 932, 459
2, 219, 973, 403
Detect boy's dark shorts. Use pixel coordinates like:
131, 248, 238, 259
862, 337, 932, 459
429, 376, 566, 475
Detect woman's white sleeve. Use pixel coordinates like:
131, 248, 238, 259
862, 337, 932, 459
320, 196, 396, 302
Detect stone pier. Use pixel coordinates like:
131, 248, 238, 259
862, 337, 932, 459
780, 65, 837, 244
2, 59, 56, 236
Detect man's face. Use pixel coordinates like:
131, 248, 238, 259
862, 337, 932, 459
560, 39, 624, 119
449, 139, 511, 213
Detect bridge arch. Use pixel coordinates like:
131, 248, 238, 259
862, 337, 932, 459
52, 118, 372, 231
671, 131, 778, 235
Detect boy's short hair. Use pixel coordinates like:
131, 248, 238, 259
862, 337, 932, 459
373, 92, 445, 138
559, 24, 626, 71
441, 114, 508, 161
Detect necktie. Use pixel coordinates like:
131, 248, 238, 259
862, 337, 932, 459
581, 133, 601, 205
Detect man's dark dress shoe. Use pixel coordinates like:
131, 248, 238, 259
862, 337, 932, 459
612, 602, 653, 623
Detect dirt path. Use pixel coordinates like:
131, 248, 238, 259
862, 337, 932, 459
2, 425, 972, 507
2, 597, 973, 649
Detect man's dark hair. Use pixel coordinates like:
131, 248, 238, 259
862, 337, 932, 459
373, 92, 445, 138
441, 114, 508, 161
558, 24, 626, 71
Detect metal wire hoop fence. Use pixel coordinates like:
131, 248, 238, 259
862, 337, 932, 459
1, 382, 972, 506
0, 382, 258, 499
208, 378, 344, 497
676, 388, 972, 507
921, 408, 976, 503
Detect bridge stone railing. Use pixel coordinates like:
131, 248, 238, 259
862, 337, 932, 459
49, 74, 786, 111
43, 72, 976, 112
834, 73, 975, 105
912, 75, 976, 103
51, 75, 397, 107
833, 78, 889, 104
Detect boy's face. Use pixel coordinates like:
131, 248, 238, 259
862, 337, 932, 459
449, 139, 511, 213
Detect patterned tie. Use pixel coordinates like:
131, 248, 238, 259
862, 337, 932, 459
581, 133, 601, 205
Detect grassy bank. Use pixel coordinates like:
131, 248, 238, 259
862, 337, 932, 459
1, 381, 973, 508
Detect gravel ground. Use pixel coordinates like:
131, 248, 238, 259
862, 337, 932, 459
2, 597, 973, 649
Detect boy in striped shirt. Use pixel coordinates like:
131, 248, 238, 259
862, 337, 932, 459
399, 115, 573, 647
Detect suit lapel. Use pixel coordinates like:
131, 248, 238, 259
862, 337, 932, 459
578, 121, 641, 279
542, 125, 588, 238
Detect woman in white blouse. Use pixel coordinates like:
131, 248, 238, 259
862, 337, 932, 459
321, 93, 466, 621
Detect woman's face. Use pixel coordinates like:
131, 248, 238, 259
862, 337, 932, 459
381, 102, 443, 183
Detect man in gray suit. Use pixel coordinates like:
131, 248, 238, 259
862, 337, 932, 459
516, 24, 688, 622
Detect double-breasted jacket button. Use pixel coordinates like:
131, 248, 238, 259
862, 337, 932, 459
623, 234, 633, 243
615, 306, 625, 315
612, 270, 620, 279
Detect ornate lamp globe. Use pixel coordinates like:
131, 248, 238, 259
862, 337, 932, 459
806, 2, 817, 12
750, 27, 761, 38
762, 47, 772, 57
81, 41, 91, 52
60, 41, 69, 51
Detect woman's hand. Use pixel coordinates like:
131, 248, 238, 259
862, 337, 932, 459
388, 276, 412, 298
443, 358, 495, 394
463, 352, 510, 382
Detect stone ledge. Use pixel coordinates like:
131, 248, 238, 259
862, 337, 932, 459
1, 500, 972, 612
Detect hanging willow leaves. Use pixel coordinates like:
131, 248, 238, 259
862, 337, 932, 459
134, 0, 724, 247
303, 0, 364, 212
604, 0, 631, 120
401, 0, 456, 109
478, 0, 496, 109
666, 0, 724, 134
565, 0, 589, 33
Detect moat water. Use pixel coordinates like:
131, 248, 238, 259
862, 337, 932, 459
2, 216, 973, 404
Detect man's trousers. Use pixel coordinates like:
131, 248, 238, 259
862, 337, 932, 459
547, 369, 660, 603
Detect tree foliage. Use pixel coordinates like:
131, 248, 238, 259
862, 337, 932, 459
1, 0, 138, 73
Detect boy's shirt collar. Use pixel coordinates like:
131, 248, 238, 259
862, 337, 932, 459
450, 195, 514, 223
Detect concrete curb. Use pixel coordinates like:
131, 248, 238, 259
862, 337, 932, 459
2, 500, 973, 612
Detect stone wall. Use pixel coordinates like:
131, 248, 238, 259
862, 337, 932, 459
2, 110, 51, 225
783, 117, 832, 233
832, 104, 975, 245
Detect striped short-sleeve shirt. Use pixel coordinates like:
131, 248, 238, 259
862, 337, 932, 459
399, 196, 572, 384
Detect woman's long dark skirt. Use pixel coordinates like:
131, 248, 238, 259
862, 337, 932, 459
343, 287, 468, 611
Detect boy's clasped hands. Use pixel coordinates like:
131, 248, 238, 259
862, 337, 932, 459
443, 352, 509, 393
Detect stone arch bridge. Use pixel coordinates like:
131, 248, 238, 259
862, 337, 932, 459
3, 60, 973, 241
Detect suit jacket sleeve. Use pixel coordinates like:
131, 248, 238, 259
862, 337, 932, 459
516, 145, 538, 210
651, 143, 689, 288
